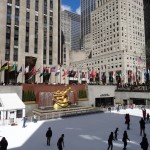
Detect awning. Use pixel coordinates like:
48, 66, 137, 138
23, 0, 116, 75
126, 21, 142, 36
0, 93, 25, 110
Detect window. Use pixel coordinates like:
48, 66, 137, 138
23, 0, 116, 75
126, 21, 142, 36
15, 0, 20, 6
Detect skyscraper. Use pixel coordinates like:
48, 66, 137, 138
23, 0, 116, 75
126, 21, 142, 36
0, 0, 61, 83
143, 0, 150, 70
80, 0, 96, 48
71, 0, 146, 84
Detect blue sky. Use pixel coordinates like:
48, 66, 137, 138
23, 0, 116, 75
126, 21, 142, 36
61, 0, 81, 14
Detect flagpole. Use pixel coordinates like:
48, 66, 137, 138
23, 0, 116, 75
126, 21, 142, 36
60, 65, 62, 84
0, 59, 2, 83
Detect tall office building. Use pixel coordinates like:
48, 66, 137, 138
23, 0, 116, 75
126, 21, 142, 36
81, 0, 96, 48
143, 0, 150, 70
0, 0, 61, 83
62, 10, 81, 51
71, 0, 146, 84
61, 10, 81, 67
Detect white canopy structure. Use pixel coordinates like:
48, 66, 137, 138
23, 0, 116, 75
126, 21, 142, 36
0, 93, 25, 125
0, 93, 25, 110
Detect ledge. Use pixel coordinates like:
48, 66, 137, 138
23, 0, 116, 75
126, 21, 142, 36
24, 101, 36, 105
78, 98, 88, 101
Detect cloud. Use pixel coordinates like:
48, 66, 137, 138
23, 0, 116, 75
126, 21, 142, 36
76, 6, 81, 15
61, 4, 72, 11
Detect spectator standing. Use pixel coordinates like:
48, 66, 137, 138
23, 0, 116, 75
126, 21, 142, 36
107, 132, 114, 150
140, 133, 149, 150
0, 137, 8, 150
122, 130, 130, 150
33, 114, 37, 123
22, 116, 27, 128
46, 127, 52, 146
57, 134, 64, 150
139, 118, 145, 136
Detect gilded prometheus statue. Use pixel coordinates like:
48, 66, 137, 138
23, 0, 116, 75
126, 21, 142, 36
53, 87, 71, 110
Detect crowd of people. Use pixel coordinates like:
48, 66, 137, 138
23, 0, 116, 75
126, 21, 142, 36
107, 108, 149, 150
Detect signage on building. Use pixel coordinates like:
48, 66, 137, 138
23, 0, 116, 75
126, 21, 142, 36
100, 94, 110, 97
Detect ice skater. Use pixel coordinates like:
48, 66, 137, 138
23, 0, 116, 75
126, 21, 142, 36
140, 133, 149, 150
0, 137, 8, 150
142, 108, 146, 121
57, 134, 64, 150
114, 128, 119, 140
122, 130, 130, 150
125, 114, 130, 130
139, 118, 145, 136
107, 132, 114, 150
46, 127, 52, 146
146, 113, 149, 123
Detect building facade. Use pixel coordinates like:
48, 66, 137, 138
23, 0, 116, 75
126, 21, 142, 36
81, 0, 96, 48
143, 0, 150, 70
0, 0, 61, 84
71, 0, 146, 84
62, 10, 81, 52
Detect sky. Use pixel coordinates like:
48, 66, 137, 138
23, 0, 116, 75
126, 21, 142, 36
1, 108, 150, 150
61, 0, 81, 14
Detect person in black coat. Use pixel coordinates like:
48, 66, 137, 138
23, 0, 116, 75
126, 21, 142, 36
122, 130, 130, 150
125, 114, 130, 130
0, 137, 8, 150
140, 133, 149, 150
139, 118, 145, 136
46, 127, 52, 146
114, 128, 119, 140
107, 132, 114, 150
57, 134, 64, 150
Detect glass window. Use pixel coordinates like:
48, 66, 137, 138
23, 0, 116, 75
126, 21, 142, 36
15, 0, 20, 6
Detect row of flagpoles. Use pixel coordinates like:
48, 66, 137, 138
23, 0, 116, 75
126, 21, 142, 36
0, 62, 149, 83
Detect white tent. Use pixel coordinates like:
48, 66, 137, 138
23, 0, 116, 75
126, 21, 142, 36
0, 93, 25, 125
0, 93, 25, 110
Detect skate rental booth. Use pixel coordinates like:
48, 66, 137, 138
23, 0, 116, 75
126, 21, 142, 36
0, 93, 25, 125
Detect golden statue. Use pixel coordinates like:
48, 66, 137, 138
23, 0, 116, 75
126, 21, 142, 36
53, 87, 71, 110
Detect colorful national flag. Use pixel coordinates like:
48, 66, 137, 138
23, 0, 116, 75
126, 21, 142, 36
8, 64, 16, 72
51, 66, 56, 72
55, 69, 60, 76
62, 69, 69, 77
0, 62, 8, 72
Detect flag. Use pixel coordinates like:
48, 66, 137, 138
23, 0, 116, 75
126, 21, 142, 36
62, 70, 69, 77
92, 70, 96, 78
30, 66, 36, 75
0, 62, 8, 72
137, 56, 143, 65
55, 69, 60, 76
51, 66, 56, 72
113, 72, 116, 79
8, 64, 16, 72
17, 66, 22, 73
74, 71, 78, 78
24, 66, 29, 74
88, 51, 92, 59
88, 70, 92, 79
82, 72, 85, 78
35, 67, 41, 75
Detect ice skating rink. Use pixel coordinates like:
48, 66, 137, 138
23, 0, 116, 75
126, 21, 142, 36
0, 108, 150, 150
